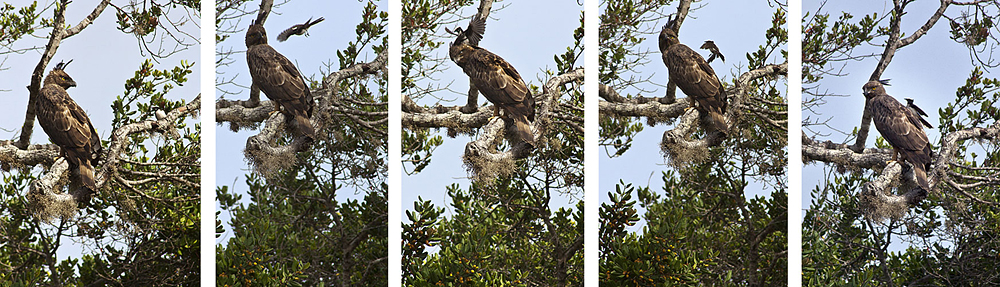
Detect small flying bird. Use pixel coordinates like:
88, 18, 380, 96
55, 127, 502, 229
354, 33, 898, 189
659, 17, 729, 134
699, 40, 725, 63
277, 17, 325, 42
904, 98, 934, 129
36, 60, 102, 203
447, 17, 535, 146
864, 80, 933, 195
246, 21, 316, 139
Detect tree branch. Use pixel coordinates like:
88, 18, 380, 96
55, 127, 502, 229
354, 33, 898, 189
16, 0, 71, 149
805, 123, 1000, 215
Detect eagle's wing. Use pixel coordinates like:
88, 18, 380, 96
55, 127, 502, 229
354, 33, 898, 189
666, 44, 724, 107
873, 95, 930, 153
464, 48, 528, 105
247, 44, 313, 114
38, 86, 96, 150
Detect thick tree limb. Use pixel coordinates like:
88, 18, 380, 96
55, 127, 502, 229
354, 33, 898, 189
598, 62, 788, 165
6, 94, 201, 214
16, 0, 71, 149
805, 123, 1000, 214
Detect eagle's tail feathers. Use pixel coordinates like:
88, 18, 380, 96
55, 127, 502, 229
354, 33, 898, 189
515, 115, 535, 147
295, 114, 315, 140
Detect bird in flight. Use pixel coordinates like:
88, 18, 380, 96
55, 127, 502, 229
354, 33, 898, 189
277, 17, 325, 42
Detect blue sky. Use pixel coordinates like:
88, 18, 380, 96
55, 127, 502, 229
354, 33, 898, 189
0, 0, 200, 261
401, 1, 584, 219
214, 0, 386, 243
597, 1, 787, 233
802, 0, 996, 251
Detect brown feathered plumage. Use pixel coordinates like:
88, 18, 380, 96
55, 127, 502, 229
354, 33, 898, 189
659, 21, 728, 134
246, 23, 315, 139
449, 18, 535, 146
36, 60, 101, 201
864, 80, 933, 194
277, 17, 325, 42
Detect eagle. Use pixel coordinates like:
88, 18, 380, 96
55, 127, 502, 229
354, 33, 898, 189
863, 80, 933, 194
35, 60, 102, 202
699, 40, 725, 63
448, 17, 535, 146
277, 17, 325, 42
246, 22, 315, 139
904, 98, 934, 129
659, 19, 729, 134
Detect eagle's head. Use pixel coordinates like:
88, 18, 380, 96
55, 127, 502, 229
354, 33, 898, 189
447, 17, 486, 63
44, 60, 77, 89
862, 79, 889, 99
246, 23, 268, 47
659, 17, 680, 52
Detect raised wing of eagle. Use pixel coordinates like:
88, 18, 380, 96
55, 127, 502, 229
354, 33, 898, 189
864, 80, 933, 193
277, 17, 325, 42
246, 23, 315, 139
659, 19, 728, 133
36, 60, 101, 201
449, 18, 535, 146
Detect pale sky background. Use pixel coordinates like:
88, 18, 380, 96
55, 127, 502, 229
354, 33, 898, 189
214, 0, 385, 243
802, 0, 996, 252
0, 0, 200, 261
401, 2, 584, 220
598, 1, 787, 234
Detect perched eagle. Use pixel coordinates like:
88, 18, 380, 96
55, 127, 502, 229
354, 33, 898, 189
863, 80, 933, 194
448, 17, 535, 146
36, 60, 102, 201
699, 40, 725, 63
659, 19, 729, 134
904, 98, 934, 129
246, 22, 315, 139
277, 17, 325, 42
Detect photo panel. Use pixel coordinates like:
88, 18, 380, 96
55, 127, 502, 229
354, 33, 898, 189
599, 1, 789, 285
801, 0, 1000, 284
215, 0, 389, 285
1, 1, 202, 285
400, 1, 585, 285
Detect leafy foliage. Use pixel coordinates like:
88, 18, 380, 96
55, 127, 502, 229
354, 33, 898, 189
802, 1, 1000, 285
1, 19, 200, 287
401, 1, 585, 286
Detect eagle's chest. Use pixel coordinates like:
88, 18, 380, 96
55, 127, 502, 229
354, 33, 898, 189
665, 48, 703, 81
